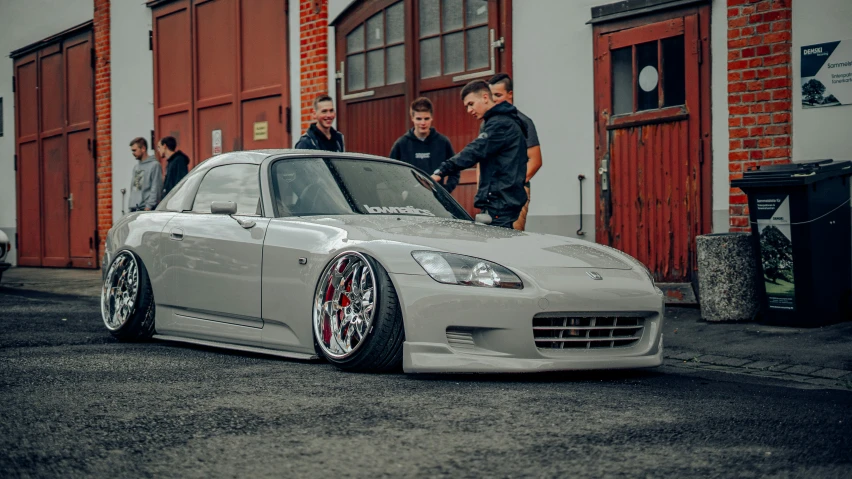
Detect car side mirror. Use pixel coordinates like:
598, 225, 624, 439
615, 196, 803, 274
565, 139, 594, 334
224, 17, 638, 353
211, 201, 237, 215
474, 212, 492, 225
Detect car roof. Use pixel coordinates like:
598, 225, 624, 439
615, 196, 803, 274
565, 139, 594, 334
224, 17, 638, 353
198, 149, 409, 169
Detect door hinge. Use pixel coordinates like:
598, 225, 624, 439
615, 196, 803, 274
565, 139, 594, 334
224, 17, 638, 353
697, 41, 703, 65
12, 76, 15, 93
151, 130, 155, 151
91, 47, 96, 69
15, 233, 18, 250
286, 106, 292, 134
13, 154, 17, 171
149, 30, 153, 51
699, 137, 704, 164
278, 105, 283, 123
94, 229, 100, 250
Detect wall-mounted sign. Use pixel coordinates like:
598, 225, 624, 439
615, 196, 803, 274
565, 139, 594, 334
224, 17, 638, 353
212, 129, 222, 155
253, 121, 268, 141
801, 40, 852, 109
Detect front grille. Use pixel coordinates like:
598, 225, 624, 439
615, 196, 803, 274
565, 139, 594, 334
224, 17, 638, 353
533, 314, 645, 350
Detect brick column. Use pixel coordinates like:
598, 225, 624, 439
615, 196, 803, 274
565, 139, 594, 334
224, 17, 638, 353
727, 0, 793, 232
94, 0, 112, 264
299, 0, 330, 135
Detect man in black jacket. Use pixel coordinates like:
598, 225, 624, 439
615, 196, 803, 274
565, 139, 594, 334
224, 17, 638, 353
431, 80, 528, 228
157, 136, 190, 197
389, 97, 459, 193
295, 94, 345, 152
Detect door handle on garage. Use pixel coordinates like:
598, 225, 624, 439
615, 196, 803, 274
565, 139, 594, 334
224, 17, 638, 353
170, 228, 184, 241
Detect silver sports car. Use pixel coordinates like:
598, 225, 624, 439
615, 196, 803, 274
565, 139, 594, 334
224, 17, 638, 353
101, 150, 664, 373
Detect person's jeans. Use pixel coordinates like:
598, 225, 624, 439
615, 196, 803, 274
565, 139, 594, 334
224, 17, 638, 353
487, 208, 521, 229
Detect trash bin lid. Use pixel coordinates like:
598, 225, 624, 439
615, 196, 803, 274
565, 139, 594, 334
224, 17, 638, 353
732, 159, 852, 187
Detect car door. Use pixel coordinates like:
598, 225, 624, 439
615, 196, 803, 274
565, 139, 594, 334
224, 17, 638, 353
166, 163, 269, 329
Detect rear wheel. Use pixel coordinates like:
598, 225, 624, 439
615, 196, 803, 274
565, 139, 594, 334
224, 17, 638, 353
313, 252, 404, 372
101, 251, 155, 341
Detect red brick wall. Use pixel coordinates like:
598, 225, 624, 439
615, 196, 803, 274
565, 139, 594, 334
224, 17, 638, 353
727, 0, 793, 231
299, 0, 330, 135
94, 0, 112, 264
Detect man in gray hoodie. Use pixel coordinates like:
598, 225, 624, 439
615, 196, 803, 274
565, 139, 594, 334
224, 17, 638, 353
128, 137, 163, 212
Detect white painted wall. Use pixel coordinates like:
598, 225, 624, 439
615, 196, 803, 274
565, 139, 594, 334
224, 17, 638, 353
791, 0, 852, 163
290, 0, 301, 144
0, 0, 93, 266
111, 2, 154, 222
710, 0, 730, 232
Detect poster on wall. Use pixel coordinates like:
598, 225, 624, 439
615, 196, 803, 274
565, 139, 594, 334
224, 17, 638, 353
755, 195, 795, 311
801, 40, 852, 108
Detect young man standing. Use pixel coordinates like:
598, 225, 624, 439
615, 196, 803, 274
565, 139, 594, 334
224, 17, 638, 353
389, 97, 459, 193
295, 94, 345, 152
431, 80, 528, 229
127, 137, 163, 212
157, 136, 190, 197
488, 73, 542, 231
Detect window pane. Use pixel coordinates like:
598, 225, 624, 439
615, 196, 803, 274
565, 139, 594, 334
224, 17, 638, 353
387, 44, 405, 84
466, 26, 488, 70
271, 159, 353, 217
366, 12, 384, 49
465, 0, 488, 26
367, 49, 385, 88
419, 0, 440, 37
192, 164, 260, 215
347, 54, 365, 91
636, 41, 659, 111
443, 32, 464, 74
420, 37, 441, 78
347, 25, 364, 53
386, 2, 404, 44
612, 47, 632, 115
442, 0, 463, 31
662, 36, 685, 107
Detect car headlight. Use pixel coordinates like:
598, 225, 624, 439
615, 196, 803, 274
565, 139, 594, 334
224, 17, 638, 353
411, 251, 523, 289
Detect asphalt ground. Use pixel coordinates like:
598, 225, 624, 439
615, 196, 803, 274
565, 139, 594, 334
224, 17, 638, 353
1, 287, 851, 478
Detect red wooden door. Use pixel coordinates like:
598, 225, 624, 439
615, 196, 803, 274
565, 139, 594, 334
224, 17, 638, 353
335, 0, 511, 217
14, 28, 97, 268
594, 10, 710, 282
152, 0, 291, 170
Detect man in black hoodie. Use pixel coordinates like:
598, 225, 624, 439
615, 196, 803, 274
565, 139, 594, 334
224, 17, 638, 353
158, 136, 190, 198
389, 97, 459, 193
431, 80, 528, 229
295, 94, 345, 152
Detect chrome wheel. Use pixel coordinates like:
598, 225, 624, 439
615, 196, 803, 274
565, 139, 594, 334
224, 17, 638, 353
101, 251, 140, 331
314, 252, 377, 360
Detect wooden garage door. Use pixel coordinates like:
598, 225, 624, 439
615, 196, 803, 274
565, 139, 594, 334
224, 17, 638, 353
150, 0, 291, 169
13, 26, 97, 269
334, 0, 512, 217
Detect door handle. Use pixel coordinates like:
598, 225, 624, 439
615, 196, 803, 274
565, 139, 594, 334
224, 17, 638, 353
67, 193, 74, 210
170, 228, 184, 241
599, 158, 609, 192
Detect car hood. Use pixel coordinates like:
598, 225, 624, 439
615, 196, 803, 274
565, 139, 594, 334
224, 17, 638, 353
296, 215, 634, 270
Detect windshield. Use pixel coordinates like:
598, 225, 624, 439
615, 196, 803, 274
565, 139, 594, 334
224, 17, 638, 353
270, 157, 470, 220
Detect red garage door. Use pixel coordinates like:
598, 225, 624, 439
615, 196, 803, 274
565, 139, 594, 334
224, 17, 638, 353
150, 0, 291, 169
13, 24, 98, 269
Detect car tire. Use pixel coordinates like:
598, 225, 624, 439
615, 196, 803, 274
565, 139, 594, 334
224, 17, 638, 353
101, 250, 156, 342
313, 252, 404, 373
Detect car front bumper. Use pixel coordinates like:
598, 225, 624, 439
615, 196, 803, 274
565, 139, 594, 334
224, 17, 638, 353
390, 271, 665, 374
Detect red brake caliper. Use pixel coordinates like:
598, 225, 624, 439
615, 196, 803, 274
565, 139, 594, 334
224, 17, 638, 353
322, 281, 334, 344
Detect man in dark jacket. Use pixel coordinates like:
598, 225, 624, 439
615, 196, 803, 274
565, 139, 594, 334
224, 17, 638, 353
295, 94, 345, 152
389, 97, 459, 193
431, 80, 528, 229
157, 136, 190, 197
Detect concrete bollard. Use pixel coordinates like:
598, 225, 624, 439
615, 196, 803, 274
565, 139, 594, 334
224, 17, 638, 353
696, 233, 761, 322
